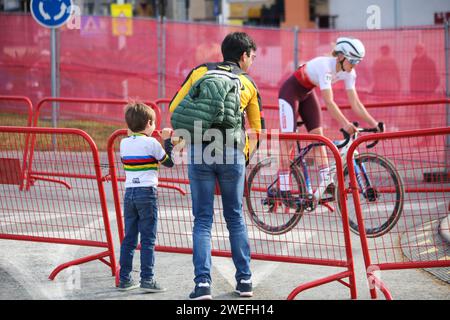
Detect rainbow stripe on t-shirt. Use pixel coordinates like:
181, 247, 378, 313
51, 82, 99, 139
121, 155, 159, 171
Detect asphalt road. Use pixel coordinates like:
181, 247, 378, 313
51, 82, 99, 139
0, 185, 448, 301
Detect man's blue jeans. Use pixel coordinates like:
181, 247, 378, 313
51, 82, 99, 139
188, 144, 252, 285
119, 186, 158, 282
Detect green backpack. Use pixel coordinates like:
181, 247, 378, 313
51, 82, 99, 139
170, 67, 243, 137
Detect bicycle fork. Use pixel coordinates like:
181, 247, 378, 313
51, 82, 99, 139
300, 159, 317, 211
353, 157, 378, 202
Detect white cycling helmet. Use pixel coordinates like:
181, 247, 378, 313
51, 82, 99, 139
334, 37, 365, 64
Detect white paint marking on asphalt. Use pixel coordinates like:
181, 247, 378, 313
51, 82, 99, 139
417, 239, 432, 246
0, 257, 50, 300
212, 230, 315, 289
418, 247, 439, 255
212, 256, 280, 289
0, 214, 106, 300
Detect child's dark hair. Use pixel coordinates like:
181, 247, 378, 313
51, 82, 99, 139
124, 101, 155, 132
221, 32, 257, 64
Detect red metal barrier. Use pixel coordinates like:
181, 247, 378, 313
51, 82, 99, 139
154, 98, 172, 128
0, 95, 34, 191
263, 98, 450, 111
346, 127, 450, 299
107, 130, 359, 299
156, 98, 450, 139
25, 97, 163, 190
34, 97, 162, 129
0, 126, 116, 280
0, 95, 33, 127
262, 98, 450, 137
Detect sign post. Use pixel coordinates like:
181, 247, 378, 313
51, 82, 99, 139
30, 0, 73, 148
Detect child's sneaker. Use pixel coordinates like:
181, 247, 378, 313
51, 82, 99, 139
189, 282, 212, 300
235, 279, 253, 297
118, 279, 139, 291
140, 279, 167, 293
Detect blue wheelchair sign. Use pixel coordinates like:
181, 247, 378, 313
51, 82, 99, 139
31, 0, 73, 28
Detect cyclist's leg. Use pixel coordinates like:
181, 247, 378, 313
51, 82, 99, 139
308, 127, 332, 189
307, 128, 328, 169
278, 98, 296, 170
299, 90, 332, 192
278, 76, 300, 193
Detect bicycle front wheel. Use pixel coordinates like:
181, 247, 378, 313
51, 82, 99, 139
336, 153, 404, 238
246, 157, 306, 235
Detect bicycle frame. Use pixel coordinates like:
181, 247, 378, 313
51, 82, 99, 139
247, 124, 400, 239
289, 131, 372, 205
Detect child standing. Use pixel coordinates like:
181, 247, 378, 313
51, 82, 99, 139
118, 102, 174, 292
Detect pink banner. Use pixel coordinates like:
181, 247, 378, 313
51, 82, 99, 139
0, 14, 447, 130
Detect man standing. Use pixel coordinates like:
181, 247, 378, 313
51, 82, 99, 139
409, 43, 440, 97
409, 43, 440, 129
169, 32, 264, 300
372, 45, 401, 98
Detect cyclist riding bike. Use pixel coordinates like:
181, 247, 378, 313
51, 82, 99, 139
277, 37, 384, 207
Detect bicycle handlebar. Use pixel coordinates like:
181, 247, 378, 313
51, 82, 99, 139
335, 122, 384, 149
366, 122, 384, 148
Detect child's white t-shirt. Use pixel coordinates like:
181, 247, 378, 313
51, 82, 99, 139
120, 134, 167, 188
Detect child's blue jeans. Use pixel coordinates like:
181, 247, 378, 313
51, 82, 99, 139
119, 186, 158, 282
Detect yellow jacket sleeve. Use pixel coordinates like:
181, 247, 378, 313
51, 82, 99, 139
240, 74, 264, 158
169, 66, 208, 113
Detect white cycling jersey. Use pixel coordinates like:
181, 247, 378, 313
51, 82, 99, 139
120, 134, 167, 189
305, 56, 356, 90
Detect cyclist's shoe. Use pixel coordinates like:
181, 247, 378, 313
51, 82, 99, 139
364, 187, 378, 202
305, 193, 318, 211
280, 190, 302, 211
321, 183, 336, 201
324, 182, 335, 195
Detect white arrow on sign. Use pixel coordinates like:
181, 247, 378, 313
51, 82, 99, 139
38, 2, 51, 20
54, 3, 68, 21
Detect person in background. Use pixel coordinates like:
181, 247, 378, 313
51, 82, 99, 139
409, 43, 440, 129
372, 44, 401, 97
409, 43, 439, 97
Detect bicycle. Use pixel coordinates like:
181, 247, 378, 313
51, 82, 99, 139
245, 122, 405, 238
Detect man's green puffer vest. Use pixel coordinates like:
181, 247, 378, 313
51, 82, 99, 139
170, 69, 244, 146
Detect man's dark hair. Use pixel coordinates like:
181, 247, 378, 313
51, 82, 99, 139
221, 32, 257, 64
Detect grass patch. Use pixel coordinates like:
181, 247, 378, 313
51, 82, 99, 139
0, 112, 31, 127
1, 112, 125, 151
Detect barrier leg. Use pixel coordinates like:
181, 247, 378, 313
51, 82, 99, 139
368, 273, 393, 300
49, 250, 115, 280
115, 266, 120, 287
287, 271, 355, 300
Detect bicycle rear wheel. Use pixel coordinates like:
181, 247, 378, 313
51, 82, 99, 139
246, 157, 306, 235
336, 153, 404, 238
